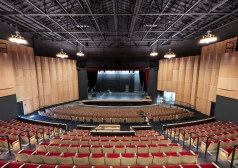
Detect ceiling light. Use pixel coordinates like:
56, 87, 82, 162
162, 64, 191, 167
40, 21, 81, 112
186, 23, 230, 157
199, 30, 217, 44
77, 50, 84, 56
164, 49, 176, 59
9, 31, 27, 44
144, 24, 157, 28
76, 25, 89, 28
56, 49, 68, 58
150, 49, 158, 56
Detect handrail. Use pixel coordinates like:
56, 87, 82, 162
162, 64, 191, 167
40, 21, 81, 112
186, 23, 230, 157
0, 135, 11, 156
18, 130, 31, 150
214, 140, 222, 163
205, 136, 218, 159
189, 132, 199, 153
36, 128, 45, 144
230, 144, 238, 168
178, 128, 186, 146
169, 126, 176, 141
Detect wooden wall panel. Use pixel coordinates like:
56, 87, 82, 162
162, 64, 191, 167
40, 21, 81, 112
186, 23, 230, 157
0, 52, 16, 97
217, 51, 238, 99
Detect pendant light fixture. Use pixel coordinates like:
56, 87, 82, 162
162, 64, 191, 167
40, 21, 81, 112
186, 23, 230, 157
150, 49, 158, 56
9, 2, 27, 44
164, 49, 176, 59
76, 44, 84, 56
56, 49, 68, 58
199, 30, 217, 44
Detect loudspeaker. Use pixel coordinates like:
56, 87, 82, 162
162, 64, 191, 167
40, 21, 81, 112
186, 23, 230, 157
77, 60, 86, 70
120, 124, 130, 131
150, 61, 158, 68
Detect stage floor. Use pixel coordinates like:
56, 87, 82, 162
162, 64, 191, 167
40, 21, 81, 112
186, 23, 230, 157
88, 91, 147, 100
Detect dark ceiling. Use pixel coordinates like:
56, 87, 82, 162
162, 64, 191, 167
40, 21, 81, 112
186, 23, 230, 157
1, 0, 238, 50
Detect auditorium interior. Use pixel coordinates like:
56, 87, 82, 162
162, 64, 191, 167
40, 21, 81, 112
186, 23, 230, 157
1, 0, 238, 168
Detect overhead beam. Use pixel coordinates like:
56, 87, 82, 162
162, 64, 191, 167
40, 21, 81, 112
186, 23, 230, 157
149, 0, 204, 47
54, 0, 96, 46
157, 0, 231, 46
22, 30, 195, 33
1, 1, 78, 47
83, 0, 106, 41
0, 13, 231, 16
128, 0, 143, 41
184, 8, 238, 38
139, 0, 172, 45
112, 0, 118, 41
24, 0, 86, 47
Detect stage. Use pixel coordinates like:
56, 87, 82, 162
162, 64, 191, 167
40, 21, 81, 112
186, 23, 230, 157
84, 91, 151, 106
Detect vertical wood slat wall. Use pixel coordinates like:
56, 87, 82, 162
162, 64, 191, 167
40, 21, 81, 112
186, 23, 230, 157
157, 37, 237, 116
0, 39, 79, 115
217, 51, 238, 98
157, 55, 200, 107
36, 56, 78, 108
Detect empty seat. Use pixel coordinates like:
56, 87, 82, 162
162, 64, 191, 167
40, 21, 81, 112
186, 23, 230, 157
152, 155, 168, 165
57, 155, 74, 164
89, 153, 105, 166
126, 145, 137, 153
102, 145, 114, 153
121, 153, 137, 166
90, 145, 102, 153
78, 145, 91, 153
72, 153, 90, 166
23, 163, 39, 168
137, 153, 153, 166
115, 145, 125, 153
105, 153, 120, 166
137, 145, 149, 153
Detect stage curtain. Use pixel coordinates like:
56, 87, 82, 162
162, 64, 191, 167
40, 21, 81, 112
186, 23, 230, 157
139, 70, 144, 87
145, 69, 149, 88
87, 70, 98, 91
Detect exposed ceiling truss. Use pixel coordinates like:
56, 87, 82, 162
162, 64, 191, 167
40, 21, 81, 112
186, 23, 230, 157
0, 0, 238, 48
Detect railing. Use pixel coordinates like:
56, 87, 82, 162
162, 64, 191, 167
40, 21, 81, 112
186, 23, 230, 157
189, 132, 199, 153
0, 135, 11, 156
160, 98, 196, 111
214, 140, 222, 163
36, 128, 45, 144
205, 137, 218, 159
178, 128, 186, 146
169, 126, 177, 142
18, 130, 31, 150
230, 144, 238, 168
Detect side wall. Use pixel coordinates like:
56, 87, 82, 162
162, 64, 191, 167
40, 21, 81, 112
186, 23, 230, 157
215, 95, 238, 123
0, 95, 18, 121
157, 37, 237, 116
78, 70, 88, 100
0, 39, 79, 115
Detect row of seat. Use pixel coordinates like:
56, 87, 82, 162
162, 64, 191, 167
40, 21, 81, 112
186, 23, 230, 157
218, 146, 238, 161
14, 150, 198, 166
0, 130, 36, 144
0, 161, 220, 168
189, 130, 238, 146
49, 138, 171, 145
35, 143, 182, 153
167, 121, 227, 138
59, 135, 165, 140
152, 112, 194, 122
179, 124, 238, 141
200, 137, 238, 152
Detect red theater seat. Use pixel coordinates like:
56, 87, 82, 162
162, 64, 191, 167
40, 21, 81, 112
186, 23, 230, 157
39, 165, 56, 168
181, 164, 197, 168
9, 162, 24, 168
165, 165, 181, 168
24, 163, 40, 168
0, 161, 9, 168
